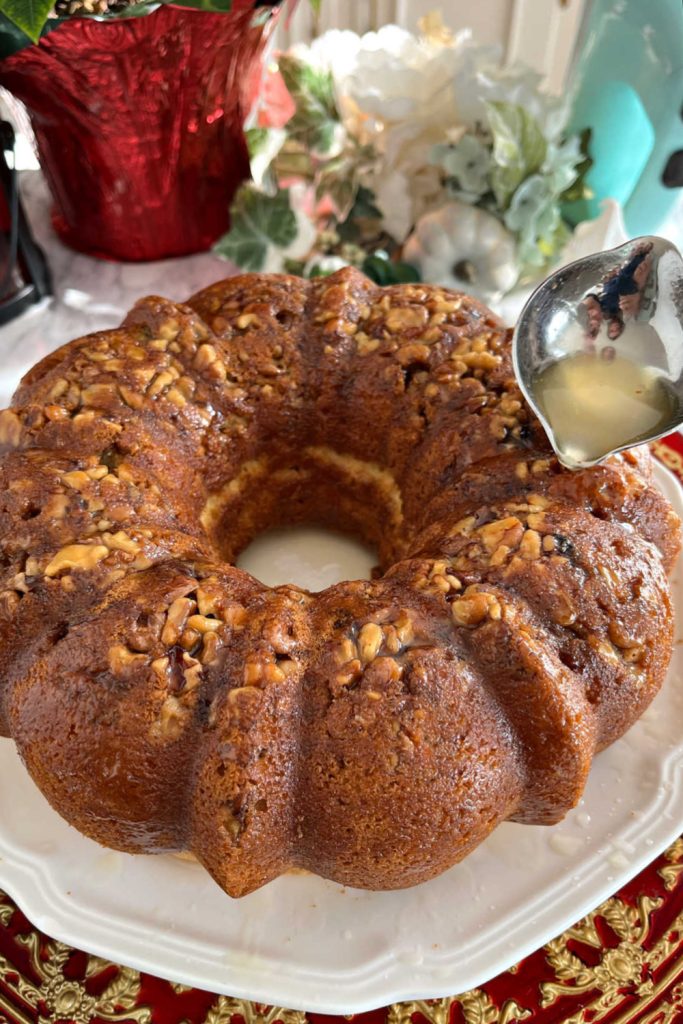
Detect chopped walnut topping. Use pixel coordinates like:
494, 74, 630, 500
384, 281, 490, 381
479, 516, 524, 554
591, 637, 621, 666
151, 656, 169, 682
598, 564, 620, 588
452, 589, 502, 626
243, 656, 288, 686
161, 597, 196, 646
196, 585, 220, 617
228, 685, 262, 704
527, 493, 550, 509
152, 695, 185, 740
159, 319, 180, 341
622, 645, 644, 664
48, 379, 69, 401
385, 306, 429, 332
519, 529, 542, 560
552, 594, 577, 627
119, 385, 144, 409
186, 614, 221, 633
608, 620, 641, 650
0, 410, 22, 447
421, 560, 462, 595
358, 622, 383, 664
451, 515, 476, 536
335, 637, 358, 666
182, 654, 203, 693
236, 313, 259, 330
62, 470, 90, 491
396, 343, 430, 366
101, 531, 140, 554
220, 807, 242, 840
108, 643, 147, 675
394, 610, 414, 645
336, 659, 362, 687
460, 351, 500, 371
82, 383, 117, 408
44, 543, 109, 577
200, 631, 221, 665
147, 369, 179, 398
356, 332, 380, 355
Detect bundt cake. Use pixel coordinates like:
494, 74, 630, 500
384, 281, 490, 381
0, 268, 679, 898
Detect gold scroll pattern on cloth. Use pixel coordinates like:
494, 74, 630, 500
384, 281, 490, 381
0, 846, 682, 1024
0, 930, 150, 1024
651, 439, 683, 478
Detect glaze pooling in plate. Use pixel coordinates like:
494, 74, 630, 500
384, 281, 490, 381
0, 462, 681, 1014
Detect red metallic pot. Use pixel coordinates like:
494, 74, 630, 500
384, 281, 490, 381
0, 2, 274, 261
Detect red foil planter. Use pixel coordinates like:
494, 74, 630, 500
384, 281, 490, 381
0, 2, 272, 261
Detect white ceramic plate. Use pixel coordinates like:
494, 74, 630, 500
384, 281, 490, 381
1, 462, 682, 1014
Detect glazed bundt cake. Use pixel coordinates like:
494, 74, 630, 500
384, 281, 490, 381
0, 268, 679, 898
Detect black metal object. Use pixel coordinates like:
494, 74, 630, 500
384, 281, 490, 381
0, 120, 51, 325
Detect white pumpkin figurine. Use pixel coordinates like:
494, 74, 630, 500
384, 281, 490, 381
403, 200, 518, 302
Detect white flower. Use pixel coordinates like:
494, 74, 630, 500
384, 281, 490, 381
373, 163, 443, 242
403, 201, 518, 301
289, 29, 363, 83
303, 254, 349, 277
432, 134, 491, 197
453, 44, 568, 140
275, 20, 575, 273
343, 25, 460, 123
373, 168, 412, 241
290, 24, 465, 241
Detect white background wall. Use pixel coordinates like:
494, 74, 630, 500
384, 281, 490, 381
272, 0, 589, 94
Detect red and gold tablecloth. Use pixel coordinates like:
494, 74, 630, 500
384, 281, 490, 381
2, 434, 683, 1024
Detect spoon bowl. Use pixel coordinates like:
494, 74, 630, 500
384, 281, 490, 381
513, 236, 683, 469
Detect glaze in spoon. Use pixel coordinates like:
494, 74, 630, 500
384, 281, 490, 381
513, 236, 683, 469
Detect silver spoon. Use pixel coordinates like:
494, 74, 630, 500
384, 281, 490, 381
512, 236, 683, 469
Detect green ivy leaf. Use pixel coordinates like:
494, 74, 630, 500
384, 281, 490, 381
361, 253, 421, 286
0, 10, 35, 56
213, 185, 297, 271
166, 0, 232, 10
350, 185, 382, 221
0, 0, 52, 42
283, 258, 306, 276
486, 100, 547, 209
105, 0, 160, 17
278, 53, 339, 154
560, 127, 593, 204
245, 127, 269, 159
336, 184, 383, 243
315, 150, 360, 220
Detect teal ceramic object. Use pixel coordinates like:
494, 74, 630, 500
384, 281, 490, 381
564, 0, 683, 236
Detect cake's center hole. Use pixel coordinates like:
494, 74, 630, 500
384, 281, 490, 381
236, 526, 377, 591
